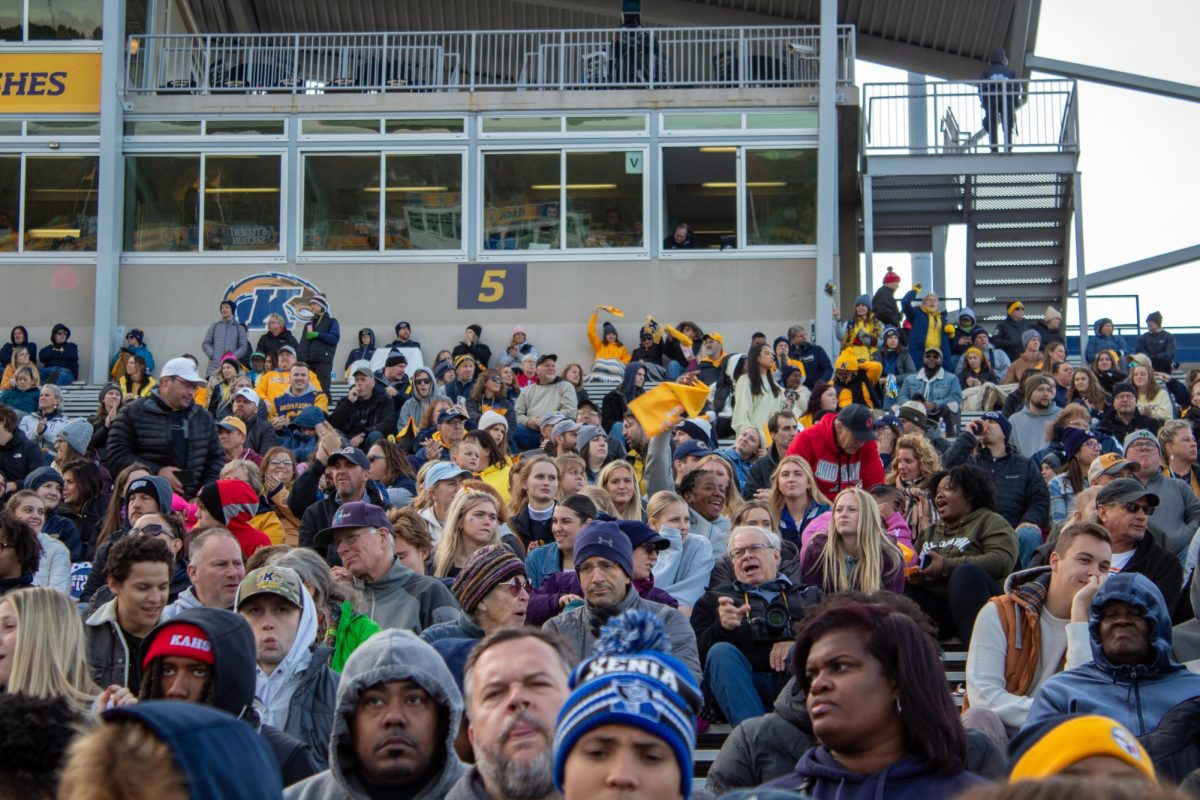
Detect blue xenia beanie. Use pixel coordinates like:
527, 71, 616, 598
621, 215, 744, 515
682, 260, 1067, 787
552, 610, 703, 797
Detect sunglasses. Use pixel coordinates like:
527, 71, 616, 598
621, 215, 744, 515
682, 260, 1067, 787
414, 378, 432, 386
1121, 502, 1155, 516
130, 523, 176, 539
503, 576, 532, 596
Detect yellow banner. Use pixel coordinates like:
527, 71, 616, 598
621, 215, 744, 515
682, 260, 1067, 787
627, 380, 710, 437
0, 53, 101, 113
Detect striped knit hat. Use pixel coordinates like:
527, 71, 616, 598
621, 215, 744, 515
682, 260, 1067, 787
451, 545, 526, 615
197, 479, 260, 526
553, 611, 702, 797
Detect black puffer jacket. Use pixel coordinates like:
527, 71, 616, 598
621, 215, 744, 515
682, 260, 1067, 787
0, 426, 47, 486
942, 429, 1049, 529
706, 677, 816, 794
105, 391, 224, 497
327, 381, 394, 439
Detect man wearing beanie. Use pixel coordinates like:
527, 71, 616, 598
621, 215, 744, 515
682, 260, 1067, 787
1021, 572, 1200, 743
543, 520, 700, 685
198, 479, 272, 560
1137, 310, 1177, 371
553, 611, 704, 800
138, 607, 320, 786
296, 294, 340, 401
80, 474, 175, 603
871, 267, 902, 328
285, 629, 467, 800
1097, 381, 1162, 443
1002, 328, 1044, 386
421, 545, 530, 643
1007, 374, 1061, 457
944, 411, 1048, 566
964, 521, 1113, 743
991, 300, 1030, 363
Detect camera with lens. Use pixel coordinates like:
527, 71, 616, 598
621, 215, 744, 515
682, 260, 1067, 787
748, 601, 791, 641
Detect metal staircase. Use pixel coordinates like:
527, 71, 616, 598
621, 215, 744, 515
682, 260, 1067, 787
862, 79, 1079, 326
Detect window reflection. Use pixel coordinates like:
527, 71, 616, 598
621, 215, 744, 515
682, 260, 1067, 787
383, 153, 462, 250
27, 0, 101, 39
24, 156, 98, 251
663, 147, 736, 250
483, 152, 560, 251
0, 157, 17, 251
204, 155, 281, 251
565, 151, 642, 248
123, 156, 200, 251
746, 149, 817, 246
303, 155, 379, 251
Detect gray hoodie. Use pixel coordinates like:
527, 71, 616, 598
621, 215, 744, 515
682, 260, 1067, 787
285, 629, 466, 800
362, 556, 460, 633
397, 367, 445, 434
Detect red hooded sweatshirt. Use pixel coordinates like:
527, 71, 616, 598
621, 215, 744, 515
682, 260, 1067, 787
786, 412, 885, 498
198, 479, 271, 560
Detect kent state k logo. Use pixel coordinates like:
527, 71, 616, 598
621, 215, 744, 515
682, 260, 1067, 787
223, 272, 324, 331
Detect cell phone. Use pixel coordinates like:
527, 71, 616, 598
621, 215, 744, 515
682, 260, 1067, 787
918, 552, 933, 570
175, 469, 195, 486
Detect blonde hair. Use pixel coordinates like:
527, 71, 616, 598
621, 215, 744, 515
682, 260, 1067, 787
1, 588, 98, 714
697, 454, 740, 516
411, 461, 439, 511
815, 488, 902, 593
578, 485, 616, 516
884, 435, 942, 484
508, 455, 559, 517
598, 460, 641, 520
433, 491, 502, 577
59, 717, 188, 800
768, 456, 831, 521
220, 459, 263, 494
1132, 363, 1162, 402
646, 491, 686, 526
554, 453, 586, 498
732, 499, 779, 531
460, 479, 511, 524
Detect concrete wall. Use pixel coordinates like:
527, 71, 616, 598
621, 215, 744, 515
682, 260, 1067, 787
103, 256, 816, 379
0, 262, 97, 368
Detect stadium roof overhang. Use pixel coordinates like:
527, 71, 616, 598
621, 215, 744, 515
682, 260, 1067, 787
173, 0, 1042, 80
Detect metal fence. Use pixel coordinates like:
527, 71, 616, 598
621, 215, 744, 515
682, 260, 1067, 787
862, 80, 1078, 154
125, 25, 855, 94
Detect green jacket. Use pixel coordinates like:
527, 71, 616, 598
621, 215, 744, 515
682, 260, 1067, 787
914, 507, 1017, 596
330, 601, 381, 673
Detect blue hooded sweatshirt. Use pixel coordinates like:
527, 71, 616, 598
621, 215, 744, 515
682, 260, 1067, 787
1021, 572, 1200, 737
763, 747, 983, 799
103, 701, 283, 799
1085, 317, 1130, 363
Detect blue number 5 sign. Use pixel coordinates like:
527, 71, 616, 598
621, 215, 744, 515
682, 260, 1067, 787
457, 263, 528, 309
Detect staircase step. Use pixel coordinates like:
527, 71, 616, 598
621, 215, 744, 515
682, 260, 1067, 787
970, 246, 1064, 262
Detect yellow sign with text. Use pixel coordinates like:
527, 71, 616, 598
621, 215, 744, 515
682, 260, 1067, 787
0, 53, 101, 113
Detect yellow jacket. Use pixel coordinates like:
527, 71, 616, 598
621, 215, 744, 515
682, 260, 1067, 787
255, 369, 325, 415
480, 459, 513, 503
588, 309, 631, 364
119, 375, 156, 398
0, 363, 38, 390
250, 510, 287, 546
841, 316, 883, 363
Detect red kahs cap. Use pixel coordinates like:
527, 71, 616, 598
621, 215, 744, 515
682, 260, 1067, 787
143, 623, 214, 668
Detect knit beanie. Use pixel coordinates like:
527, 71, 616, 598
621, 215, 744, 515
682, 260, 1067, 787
434, 359, 455, 380
22, 466, 62, 492
309, 294, 329, 312
1024, 374, 1055, 402
553, 611, 702, 797
1009, 715, 1155, 782
142, 622, 214, 669
1007, 301, 1024, 315
1021, 329, 1041, 348
1111, 381, 1136, 399
979, 411, 1012, 441
198, 479, 259, 526
575, 425, 605, 456
127, 328, 145, 346
126, 475, 174, 514
602, 321, 618, 339
853, 294, 870, 309
882, 268, 901, 285
1043, 306, 1063, 323
478, 410, 508, 432
677, 417, 714, 448
1062, 427, 1099, 462
451, 545, 526, 615
963, 346, 984, 363
574, 521, 633, 579
467, 324, 483, 338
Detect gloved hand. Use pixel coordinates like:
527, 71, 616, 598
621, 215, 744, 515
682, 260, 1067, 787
305, 331, 318, 340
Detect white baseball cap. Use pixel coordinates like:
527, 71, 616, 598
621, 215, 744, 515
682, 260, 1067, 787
234, 387, 260, 404
160, 357, 204, 385
349, 360, 373, 377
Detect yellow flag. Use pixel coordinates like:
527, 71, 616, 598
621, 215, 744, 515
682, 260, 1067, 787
627, 380, 710, 436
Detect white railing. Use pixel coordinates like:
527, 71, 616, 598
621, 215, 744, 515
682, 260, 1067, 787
124, 25, 855, 94
862, 80, 1078, 155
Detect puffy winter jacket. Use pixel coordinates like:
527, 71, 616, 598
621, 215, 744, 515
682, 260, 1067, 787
706, 677, 817, 794
942, 431, 1049, 529
106, 391, 224, 497
1022, 572, 1200, 737
1137, 329, 1177, 369
992, 314, 1031, 362
0, 426, 47, 485
297, 312, 340, 366
327, 381, 394, 439
203, 318, 249, 376
1085, 318, 1129, 363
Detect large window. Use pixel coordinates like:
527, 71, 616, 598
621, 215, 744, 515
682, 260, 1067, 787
662, 147, 737, 250
0, 157, 17, 251
302, 152, 463, 253
124, 154, 282, 252
662, 145, 816, 250
23, 156, 97, 251
4, 0, 102, 40
483, 149, 645, 252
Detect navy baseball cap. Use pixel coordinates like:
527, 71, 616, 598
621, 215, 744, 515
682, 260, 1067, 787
437, 408, 468, 425
673, 440, 712, 462
616, 519, 669, 551
314, 500, 393, 549
327, 446, 370, 470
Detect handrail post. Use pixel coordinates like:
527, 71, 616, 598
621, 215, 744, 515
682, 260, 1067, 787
648, 28, 656, 89
469, 31, 476, 91
738, 28, 746, 88
202, 34, 211, 93
557, 30, 565, 91
292, 33, 300, 94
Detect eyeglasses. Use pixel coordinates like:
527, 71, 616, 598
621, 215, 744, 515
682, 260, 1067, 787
1084, 440, 1102, 450
268, 459, 293, 467
503, 576, 532, 596
334, 530, 366, 549
1121, 502, 1155, 516
731, 542, 772, 559
130, 523, 176, 539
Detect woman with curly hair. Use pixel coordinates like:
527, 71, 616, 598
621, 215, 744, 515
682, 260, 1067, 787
885, 433, 942, 535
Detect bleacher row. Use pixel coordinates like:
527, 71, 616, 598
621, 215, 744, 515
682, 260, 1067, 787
53, 377, 976, 780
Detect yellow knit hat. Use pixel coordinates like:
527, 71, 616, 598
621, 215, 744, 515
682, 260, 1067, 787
964, 346, 984, 361
834, 351, 859, 372
1009, 715, 1156, 782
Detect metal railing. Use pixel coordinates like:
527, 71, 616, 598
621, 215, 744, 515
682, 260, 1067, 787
862, 79, 1078, 154
124, 25, 855, 95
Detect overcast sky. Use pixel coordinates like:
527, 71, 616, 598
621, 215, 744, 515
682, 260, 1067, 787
857, 0, 1200, 338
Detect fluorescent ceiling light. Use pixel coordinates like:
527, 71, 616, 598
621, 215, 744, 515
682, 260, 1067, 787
700, 146, 737, 152
530, 184, 618, 190
363, 186, 450, 192
204, 187, 280, 194
27, 228, 80, 238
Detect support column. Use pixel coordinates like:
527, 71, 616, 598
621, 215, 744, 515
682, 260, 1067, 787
92, 0, 127, 383
931, 225, 948, 298
906, 72, 934, 294
813, 0, 837, 350
1073, 172, 1089, 360
863, 177, 875, 289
